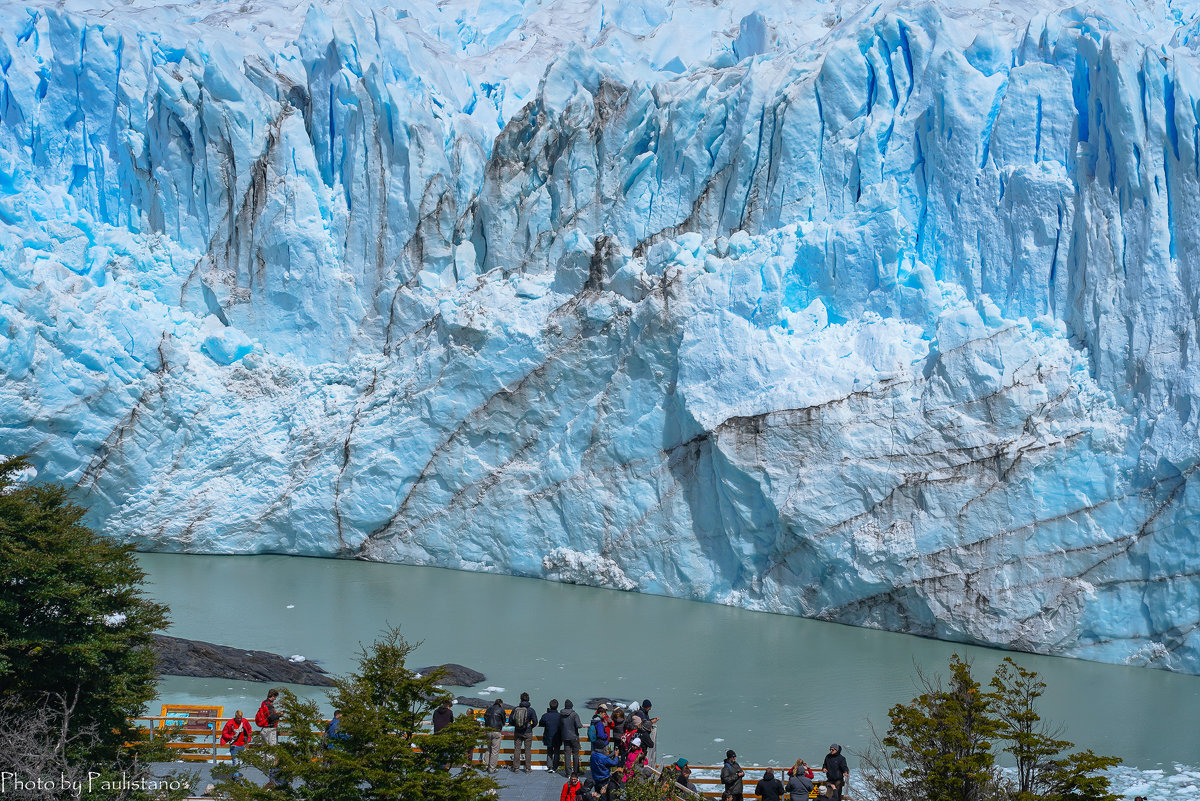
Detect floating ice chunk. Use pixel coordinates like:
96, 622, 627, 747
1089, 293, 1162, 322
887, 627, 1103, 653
288, 655, 306, 662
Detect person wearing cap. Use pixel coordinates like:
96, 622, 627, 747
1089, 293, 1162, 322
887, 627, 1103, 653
483, 697, 506, 773
560, 699, 583, 776
822, 744, 849, 801
721, 749, 745, 801
666, 757, 696, 791
619, 736, 646, 783
638, 699, 659, 765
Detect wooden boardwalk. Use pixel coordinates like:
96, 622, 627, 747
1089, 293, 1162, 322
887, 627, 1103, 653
139, 711, 844, 799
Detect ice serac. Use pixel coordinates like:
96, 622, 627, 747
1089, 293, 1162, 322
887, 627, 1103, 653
3, 0, 1200, 671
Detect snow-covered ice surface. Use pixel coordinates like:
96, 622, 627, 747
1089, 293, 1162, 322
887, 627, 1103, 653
5, 0, 1200, 682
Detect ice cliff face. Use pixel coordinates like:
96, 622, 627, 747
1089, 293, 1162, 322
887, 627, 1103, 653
4, 0, 1200, 670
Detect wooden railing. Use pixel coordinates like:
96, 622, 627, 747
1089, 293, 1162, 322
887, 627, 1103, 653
136, 714, 849, 799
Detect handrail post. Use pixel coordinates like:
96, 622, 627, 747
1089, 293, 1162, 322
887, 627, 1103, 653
212, 728, 218, 764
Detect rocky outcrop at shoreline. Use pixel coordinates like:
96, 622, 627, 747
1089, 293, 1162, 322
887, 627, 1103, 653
153, 635, 335, 686
414, 664, 486, 686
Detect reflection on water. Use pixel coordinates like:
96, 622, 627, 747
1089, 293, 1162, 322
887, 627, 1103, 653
140, 553, 1200, 769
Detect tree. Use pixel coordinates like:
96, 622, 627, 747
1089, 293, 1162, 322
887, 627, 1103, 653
0, 456, 168, 758
862, 655, 1121, 801
989, 657, 1120, 801
214, 626, 497, 801
880, 655, 1001, 801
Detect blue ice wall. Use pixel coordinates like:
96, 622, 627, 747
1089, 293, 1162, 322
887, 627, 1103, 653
4, 0, 1200, 670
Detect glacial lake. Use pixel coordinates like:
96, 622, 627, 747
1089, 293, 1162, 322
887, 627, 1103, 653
141, 553, 1200, 772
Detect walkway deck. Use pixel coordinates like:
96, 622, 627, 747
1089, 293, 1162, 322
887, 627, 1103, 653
165, 763, 591, 800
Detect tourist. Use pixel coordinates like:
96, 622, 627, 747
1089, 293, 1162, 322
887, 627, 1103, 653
324, 709, 350, 747
620, 736, 646, 783
588, 704, 611, 750
619, 724, 641, 757
220, 710, 252, 777
560, 699, 583, 776
610, 709, 629, 755
822, 744, 849, 801
638, 699, 658, 764
666, 757, 696, 791
509, 692, 537, 773
484, 697, 506, 773
721, 749, 745, 801
756, 767, 785, 801
560, 772, 584, 801
432, 699, 454, 733
255, 689, 280, 744
255, 689, 282, 786
540, 698, 564, 773
589, 744, 619, 799
785, 759, 814, 800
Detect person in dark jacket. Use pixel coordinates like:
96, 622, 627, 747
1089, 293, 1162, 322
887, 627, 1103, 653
432, 699, 454, 733
756, 768, 785, 801
323, 709, 350, 749
560, 699, 583, 776
721, 750, 745, 801
509, 692, 537, 773
540, 699, 564, 773
483, 698, 506, 773
822, 744, 849, 801
610, 708, 628, 755
666, 758, 696, 791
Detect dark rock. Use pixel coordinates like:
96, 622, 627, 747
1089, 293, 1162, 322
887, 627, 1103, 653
453, 696, 490, 709
586, 697, 636, 710
413, 663, 486, 687
153, 634, 334, 687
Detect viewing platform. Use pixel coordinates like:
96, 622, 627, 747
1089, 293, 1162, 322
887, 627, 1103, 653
136, 709, 848, 800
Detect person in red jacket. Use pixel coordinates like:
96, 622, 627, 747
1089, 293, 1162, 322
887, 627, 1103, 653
560, 772, 584, 801
220, 710, 253, 776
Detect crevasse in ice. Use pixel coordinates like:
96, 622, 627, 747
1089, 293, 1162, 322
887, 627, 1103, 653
3, 0, 1200, 671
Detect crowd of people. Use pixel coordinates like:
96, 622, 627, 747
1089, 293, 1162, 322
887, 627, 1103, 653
218, 689, 850, 800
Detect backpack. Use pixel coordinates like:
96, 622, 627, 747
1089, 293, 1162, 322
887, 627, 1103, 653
255, 702, 270, 728
511, 705, 531, 729
588, 718, 607, 745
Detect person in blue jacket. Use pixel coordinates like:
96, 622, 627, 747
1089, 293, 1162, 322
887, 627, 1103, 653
589, 745, 619, 798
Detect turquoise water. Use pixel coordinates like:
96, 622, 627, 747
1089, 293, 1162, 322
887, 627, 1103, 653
140, 553, 1200, 771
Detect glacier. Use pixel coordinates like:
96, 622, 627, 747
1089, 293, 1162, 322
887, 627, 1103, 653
3, 0, 1200, 671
